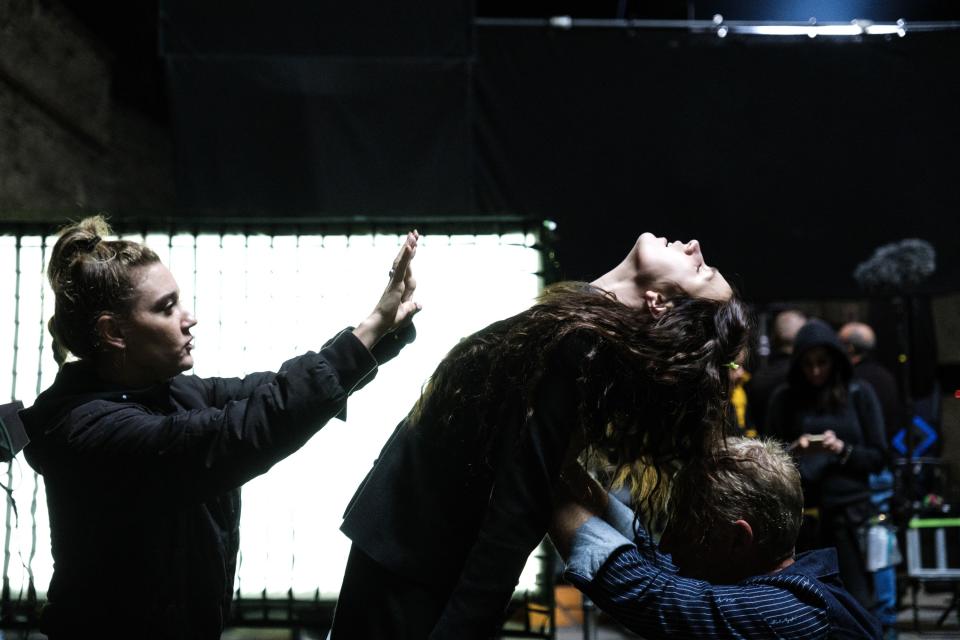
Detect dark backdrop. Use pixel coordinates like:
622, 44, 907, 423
472, 28, 960, 299
159, 3, 960, 301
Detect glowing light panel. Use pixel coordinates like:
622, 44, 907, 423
0, 230, 545, 601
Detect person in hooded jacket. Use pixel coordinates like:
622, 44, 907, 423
766, 318, 887, 611
19, 216, 420, 639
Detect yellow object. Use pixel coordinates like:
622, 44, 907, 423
731, 384, 748, 430
553, 585, 584, 627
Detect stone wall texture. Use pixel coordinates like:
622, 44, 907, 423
0, 0, 173, 219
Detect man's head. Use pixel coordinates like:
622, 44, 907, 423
659, 437, 803, 584
772, 310, 807, 355
838, 321, 876, 365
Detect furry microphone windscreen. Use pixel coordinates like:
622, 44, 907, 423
853, 239, 936, 294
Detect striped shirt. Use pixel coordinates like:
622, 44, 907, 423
563, 496, 881, 639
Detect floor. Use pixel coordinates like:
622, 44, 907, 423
217, 581, 959, 638
0, 583, 955, 638
224, 582, 960, 639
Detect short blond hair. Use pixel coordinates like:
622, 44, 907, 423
669, 437, 803, 565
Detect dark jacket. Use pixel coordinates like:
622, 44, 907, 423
853, 357, 904, 442
566, 510, 882, 639
341, 315, 586, 639
745, 351, 791, 435
767, 320, 887, 509
20, 327, 410, 639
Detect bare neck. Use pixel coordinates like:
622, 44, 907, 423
590, 249, 646, 309
769, 554, 796, 575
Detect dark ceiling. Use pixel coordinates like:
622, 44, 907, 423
52, 2, 960, 302
58, 0, 960, 124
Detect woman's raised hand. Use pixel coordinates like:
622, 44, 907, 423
352, 231, 422, 350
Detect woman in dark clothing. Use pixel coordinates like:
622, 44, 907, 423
19, 216, 420, 639
331, 233, 753, 640
766, 318, 888, 610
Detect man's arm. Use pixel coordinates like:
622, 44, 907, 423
566, 543, 833, 639
551, 499, 642, 589
550, 466, 833, 639
551, 463, 652, 548
550, 463, 610, 556
549, 465, 663, 586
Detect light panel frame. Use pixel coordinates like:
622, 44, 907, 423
0, 224, 549, 608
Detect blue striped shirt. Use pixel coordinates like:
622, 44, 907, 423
563, 497, 881, 639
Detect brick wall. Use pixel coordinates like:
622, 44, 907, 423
0, 0, 173, 218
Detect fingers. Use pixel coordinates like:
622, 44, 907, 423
389, 231, 418, 286
822, 431, 843, 454
401, 268, 417, 303
395, 300, 423, 326
389, 245, 411, 286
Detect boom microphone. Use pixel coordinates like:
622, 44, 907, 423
852, 239, 936, 294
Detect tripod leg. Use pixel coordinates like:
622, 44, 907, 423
935, 584, 959, 628
582, 595, 598, 640
912, 581, 919, 631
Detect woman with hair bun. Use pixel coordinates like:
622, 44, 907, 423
20, 216, 421, 639
331, 233, 753, 640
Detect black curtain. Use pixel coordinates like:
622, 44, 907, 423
473, 28, 960, 298
160, 3, 960, 300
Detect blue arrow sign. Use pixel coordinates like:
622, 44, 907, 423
892, 415, 938, 458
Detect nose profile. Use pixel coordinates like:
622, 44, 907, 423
685, 239, 701, 254
183, 310, 198, 330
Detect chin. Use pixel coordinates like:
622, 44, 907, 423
633, 233, 656, 258
637, 232, 658, 245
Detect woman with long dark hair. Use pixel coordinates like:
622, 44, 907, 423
331, 233, 752, 639
766, 318, 888, 611
20, 216, 420, 638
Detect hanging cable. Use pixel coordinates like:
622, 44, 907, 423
28, 232, 50, 604
3, 234, 23, 612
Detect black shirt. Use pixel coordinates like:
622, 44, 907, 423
20, 328, 403, 639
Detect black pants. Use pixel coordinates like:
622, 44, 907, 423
821, 502, 875, 612
331, 544, 448, 640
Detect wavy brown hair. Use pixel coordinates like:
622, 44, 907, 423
411, 282, 753, 527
